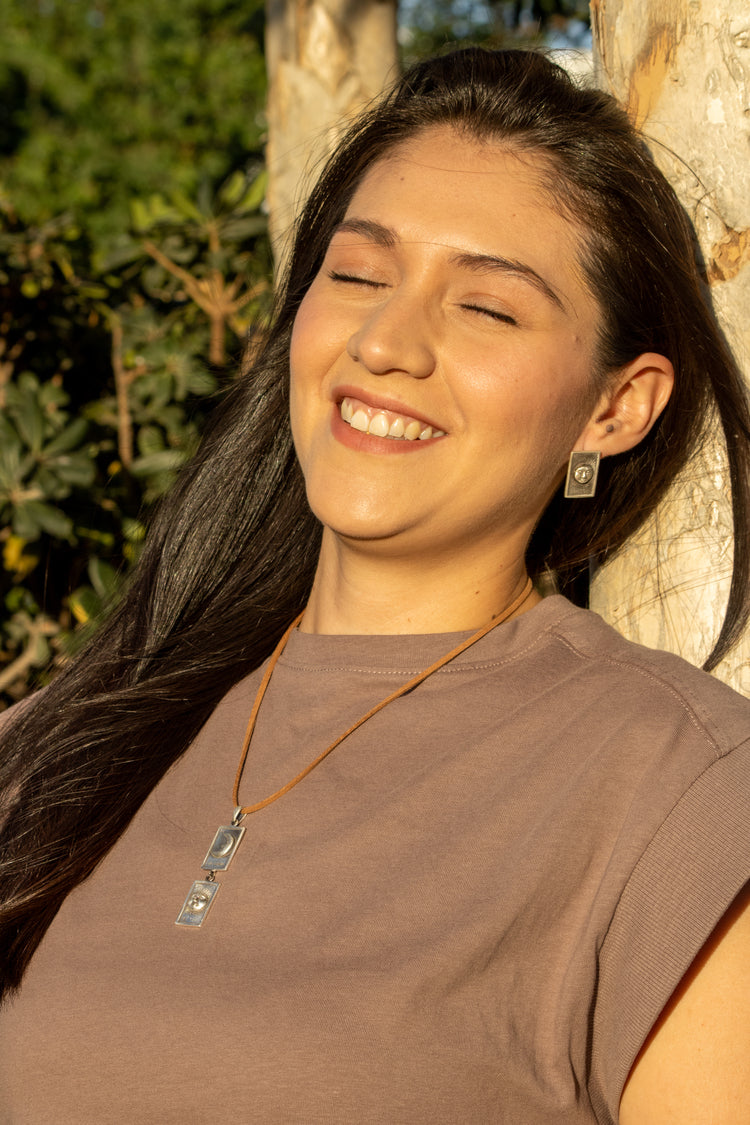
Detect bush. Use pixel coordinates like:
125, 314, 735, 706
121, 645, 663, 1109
0, 171, 271, 707
0, 0, 269, 708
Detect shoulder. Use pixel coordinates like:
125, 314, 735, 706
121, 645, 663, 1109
525, 595, 750, 757
535, 600, 750, 1121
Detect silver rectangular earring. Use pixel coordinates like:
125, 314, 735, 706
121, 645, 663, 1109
564, 450, 601, 498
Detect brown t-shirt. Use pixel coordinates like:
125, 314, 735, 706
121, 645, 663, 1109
1, 596, 749, 1124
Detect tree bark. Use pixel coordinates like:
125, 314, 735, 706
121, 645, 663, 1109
590, 0, 750, 691
264, 0, 398, 263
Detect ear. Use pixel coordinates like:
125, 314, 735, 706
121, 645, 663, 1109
574, 352, 674, 457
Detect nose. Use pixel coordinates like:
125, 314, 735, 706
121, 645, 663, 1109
346, 291, 436, 379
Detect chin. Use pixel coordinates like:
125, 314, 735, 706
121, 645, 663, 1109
311, 503, 420, 552
306, 480, 413, 541
318, 516, 409, 545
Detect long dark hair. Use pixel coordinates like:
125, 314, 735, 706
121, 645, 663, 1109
2, 47, 749, 1001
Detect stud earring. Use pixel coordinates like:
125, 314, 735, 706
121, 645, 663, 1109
564, 450, 601, 499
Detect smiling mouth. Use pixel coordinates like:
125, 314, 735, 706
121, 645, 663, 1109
339, 396, 446, 441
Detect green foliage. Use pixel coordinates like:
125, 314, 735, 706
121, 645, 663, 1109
1, 166, 271, 705
0, 371, 97, 541
0, 0, 270, 707
0, 0, 267, 255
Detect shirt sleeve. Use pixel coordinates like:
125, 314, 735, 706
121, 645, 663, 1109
588, 741, 750, 1123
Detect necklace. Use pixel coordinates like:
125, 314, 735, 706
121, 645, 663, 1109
176, 576, 534, 927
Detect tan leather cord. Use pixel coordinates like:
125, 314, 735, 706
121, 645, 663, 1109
232, 576, 534, 816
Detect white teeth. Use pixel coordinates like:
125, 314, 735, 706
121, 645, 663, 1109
338, 396, 444, 442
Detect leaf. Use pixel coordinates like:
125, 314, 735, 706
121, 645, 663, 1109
42, 416, 89, 456
121, 517, 146, 542
129, 449, 186, 476
96, 241, 147, 272
0, 413, 19, 447
50, 456, 97, 488
77, 526, 116, 548
0, 440, 25, 489
237, 169, 268, 214
2, 536, 39, 580
33, 464, 66, 498
76, 282, 110, 299
147, 193, 182, 224
10, 390, 46, 453
136, 424, 165, 456
13, 500, 74, 541
130, 197, 152, 234
170, 190, 206, 225
87, 556, 120, 600
4, 586, 39, 616
218, 169, 248, 209
68, 586, 101, 625
220, 215, 267, 242
83, 398, 119, 427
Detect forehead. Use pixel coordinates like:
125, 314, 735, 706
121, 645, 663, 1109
341, 126, 594, 315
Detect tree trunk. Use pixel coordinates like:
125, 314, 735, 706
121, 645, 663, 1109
590, 0, 750, 691
264, 0, 398, 263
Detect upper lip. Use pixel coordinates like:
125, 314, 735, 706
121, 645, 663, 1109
332, 385, 445, 432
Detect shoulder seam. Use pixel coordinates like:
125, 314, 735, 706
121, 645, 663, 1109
552, 629, 722, 760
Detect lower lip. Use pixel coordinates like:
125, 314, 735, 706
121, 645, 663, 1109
330, 405, 445, 454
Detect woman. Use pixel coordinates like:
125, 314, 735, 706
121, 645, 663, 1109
1, 47, 749, 1124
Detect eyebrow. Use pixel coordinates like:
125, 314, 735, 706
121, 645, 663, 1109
332, 218, 397, 248
330, 218, 565, 311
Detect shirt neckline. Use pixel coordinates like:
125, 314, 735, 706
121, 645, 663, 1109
276, 594, 579, 674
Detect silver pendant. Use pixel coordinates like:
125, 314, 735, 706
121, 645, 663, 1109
176, 878, 220, 926
175, 809, 246, 928
201, 823, 246, 872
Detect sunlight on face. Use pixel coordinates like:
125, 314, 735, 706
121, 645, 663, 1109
289, 126, 603, 568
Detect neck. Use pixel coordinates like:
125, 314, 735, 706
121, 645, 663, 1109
300, 532, 540, 635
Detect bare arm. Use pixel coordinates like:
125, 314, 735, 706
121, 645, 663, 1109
619, 885, 750, 1125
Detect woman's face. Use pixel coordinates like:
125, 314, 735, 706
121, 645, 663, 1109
290, 127, 604, 566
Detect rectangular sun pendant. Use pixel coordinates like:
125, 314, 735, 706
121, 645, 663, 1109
201, 824, 246, 872
175, 879, 220, 927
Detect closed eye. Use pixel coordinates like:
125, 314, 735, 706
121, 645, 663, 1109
328, 270, 386, 289
461, 302, 518, 326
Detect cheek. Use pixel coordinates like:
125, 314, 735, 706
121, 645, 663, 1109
288, 292, 347, 466
289, 295, 317, 384
288, 319, 311, 458
289, 288, 350, 390
466, 350, 597, 472
465, 355, 585, 430
288, 297, 323, 433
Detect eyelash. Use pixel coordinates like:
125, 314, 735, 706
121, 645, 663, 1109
328, 270, 384, 288
327, 272, 518, 326
461, 303, 518, 326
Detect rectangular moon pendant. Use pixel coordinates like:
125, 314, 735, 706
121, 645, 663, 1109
175, 879, 220, 927
201, 824, 246, 872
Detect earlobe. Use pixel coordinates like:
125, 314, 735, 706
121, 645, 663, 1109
575, 352, 674, 458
